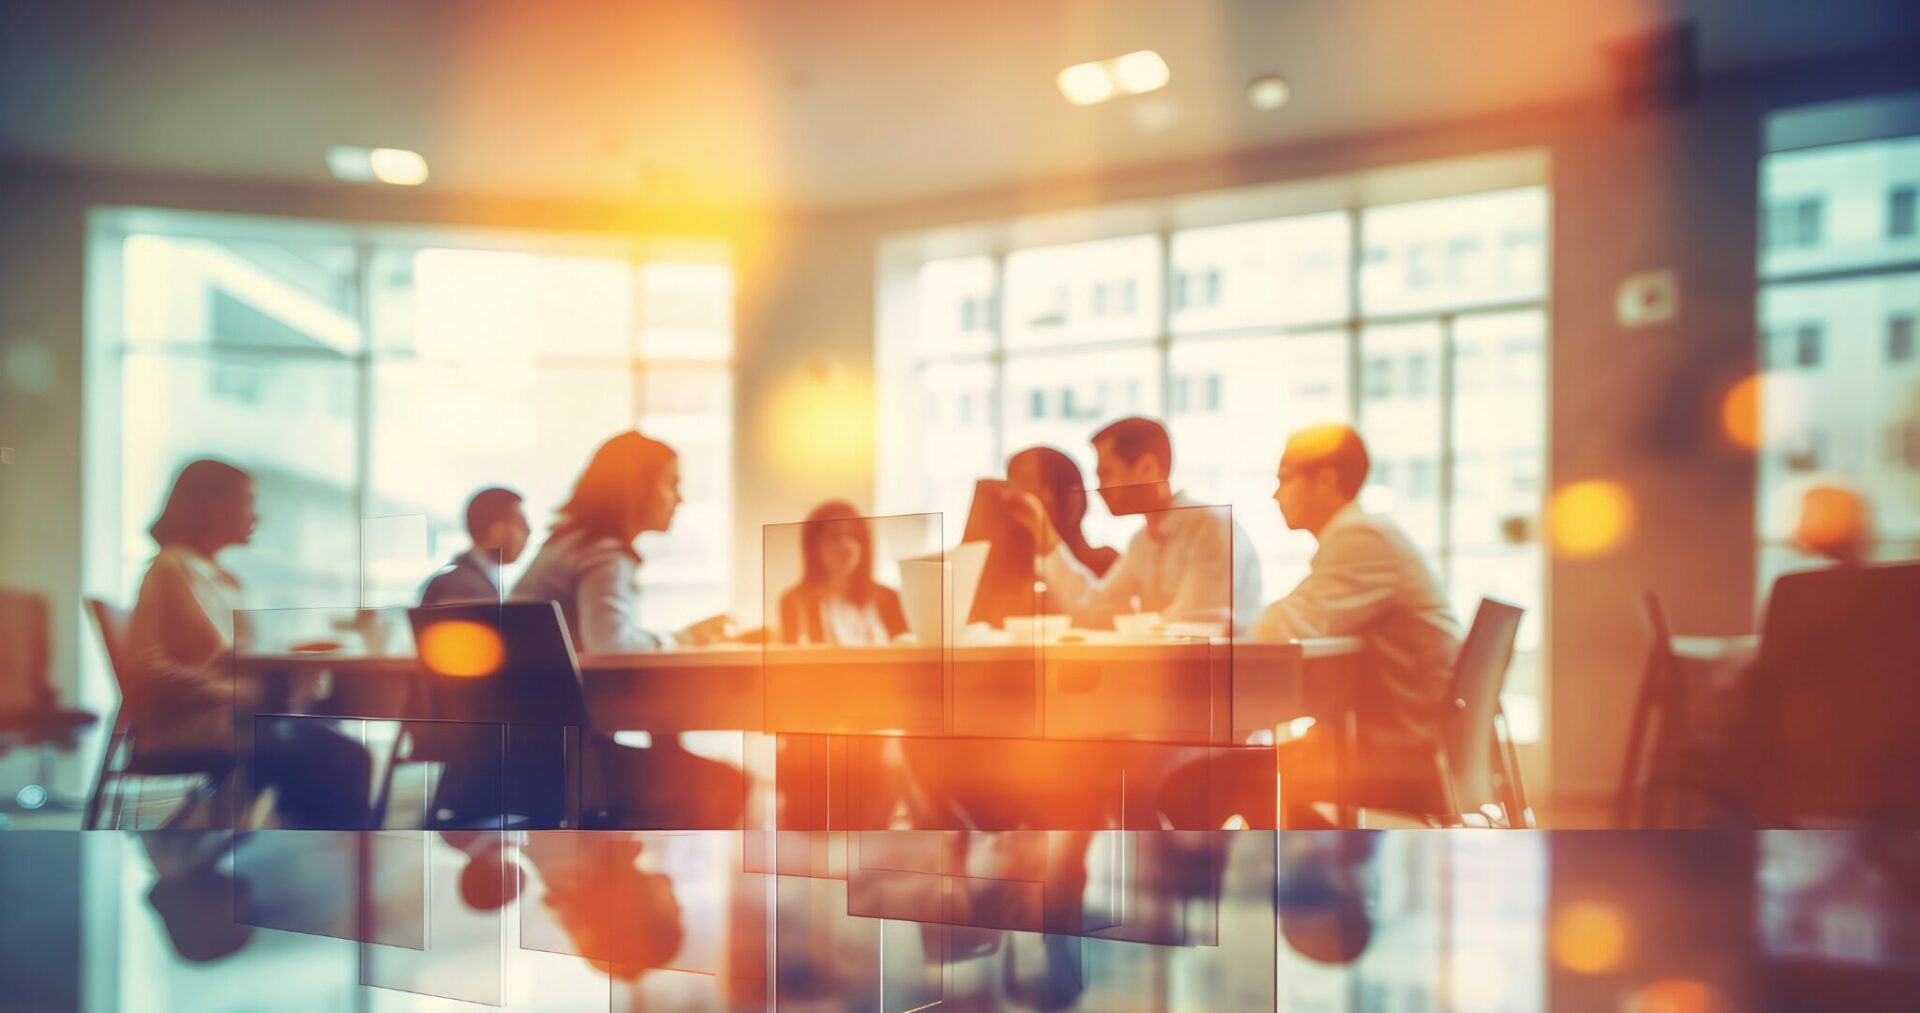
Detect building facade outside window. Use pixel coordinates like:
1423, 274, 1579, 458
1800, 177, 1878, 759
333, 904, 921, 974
877, 156, 1550, 735
86, 210, 735, 653
1757, 107, 1920, 593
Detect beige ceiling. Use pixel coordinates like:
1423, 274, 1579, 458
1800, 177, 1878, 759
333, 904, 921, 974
2, 0, 1915, 210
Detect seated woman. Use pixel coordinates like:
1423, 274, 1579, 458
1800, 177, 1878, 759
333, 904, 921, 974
511, 430, 732, 651
509, 431, 743, 828
777, 500, 907, 645
128, 459, 371, 829
1007, 445, 1118, 578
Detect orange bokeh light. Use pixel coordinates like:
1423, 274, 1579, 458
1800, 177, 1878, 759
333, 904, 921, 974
1794, 483, 1871, 558
418, 620, 505, 678
1547, 481, 1635, 559
1551, 900, 1630, 973
1636, 978, 1724, 1013
1720, 374, 1761, 450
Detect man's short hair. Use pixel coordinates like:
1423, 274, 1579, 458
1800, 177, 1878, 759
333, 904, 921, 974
1091, 416, 1172, 476
1285, 424, 1370, 498
465, 487, 523, 541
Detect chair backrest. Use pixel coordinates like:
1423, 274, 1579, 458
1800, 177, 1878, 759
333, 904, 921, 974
406, 601, 591, 729
1615, 593, 1673, 828
0, 589, 53, 712
1439, 598, 1524, 817
84, 598, 137, 700
1756, 561, 1920, 825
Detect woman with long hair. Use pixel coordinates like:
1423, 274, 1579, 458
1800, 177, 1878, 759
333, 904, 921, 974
777, 500, 907, 645
511, 430, 731, 652
1007, 445, 1119, 578
128, 459, 371, 829
509, 431, 744, 829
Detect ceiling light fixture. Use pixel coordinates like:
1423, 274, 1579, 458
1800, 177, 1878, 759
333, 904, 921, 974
326, 145, 429, 186
1111, 50, 1170, 95
1057, 61, 1116, 106
1247, 74, 1291, 111
1059, 49, 1169, 106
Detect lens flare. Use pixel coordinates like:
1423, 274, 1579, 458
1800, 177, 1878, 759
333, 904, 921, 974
418, 620, 505, 678
1720, 373, 1761, 450
1636, 979, 1725, 1013
1547, 481, 1634, 559
1551, 901, 1630, 973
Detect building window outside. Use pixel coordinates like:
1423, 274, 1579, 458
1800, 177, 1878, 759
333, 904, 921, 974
882, 180, 1550, 732
1890, 185, 1917, 239
96, 212, 735, 628
1758, 121, 1920, 595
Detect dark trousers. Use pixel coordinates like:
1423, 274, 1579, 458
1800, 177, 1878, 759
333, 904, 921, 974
418, 725, 744, 830
251, 717, 375, 829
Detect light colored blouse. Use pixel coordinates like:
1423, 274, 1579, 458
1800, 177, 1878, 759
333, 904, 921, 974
509, 528, 669, 654
126, 545, 243, 751
813, 595, 891, 646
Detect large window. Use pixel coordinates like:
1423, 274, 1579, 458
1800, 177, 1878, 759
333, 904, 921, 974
878, 159, 1550, 732
1756, 100, 1920, 593
89, 210, 733, 631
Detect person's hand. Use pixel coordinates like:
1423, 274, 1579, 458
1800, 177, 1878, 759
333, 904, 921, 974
1005, 489, 1063, 555
677, 613, 741, 646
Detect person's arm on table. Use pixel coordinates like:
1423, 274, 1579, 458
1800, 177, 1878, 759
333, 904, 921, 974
1252, 526, 1400, 641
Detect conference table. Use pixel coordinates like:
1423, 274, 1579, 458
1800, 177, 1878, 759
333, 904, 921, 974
235, 636, 1367, 829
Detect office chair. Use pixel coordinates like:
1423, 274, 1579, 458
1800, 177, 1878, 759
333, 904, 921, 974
1358, 598, 1531, 829
394, 601, 603, 831
1754, 561, 1920, 827
82, 598, 234, 830
0, 590, 97, 814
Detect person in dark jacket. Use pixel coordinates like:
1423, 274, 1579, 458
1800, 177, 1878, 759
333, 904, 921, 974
420, 487, 531, 606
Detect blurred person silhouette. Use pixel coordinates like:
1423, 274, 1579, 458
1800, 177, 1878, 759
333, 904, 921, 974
509, 432, 745, 829
512, 431, 735, 649
128, 459, 372, 829
777, 500, 908, 645
449, 831, 685, 979
139, 831, 254, 963
421, 486, 531, 605
1008, 417, 1262, 634
1157, 425, 1461, 829
1007, 445, 1118, 578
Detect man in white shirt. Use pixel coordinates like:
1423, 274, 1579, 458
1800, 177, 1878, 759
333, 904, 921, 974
1255, 424, 1462, 752
1156, 424, 1462, 828
1017, 417, 1262, 635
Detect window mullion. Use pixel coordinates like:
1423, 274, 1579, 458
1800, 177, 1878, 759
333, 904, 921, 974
351, 238, 376, 609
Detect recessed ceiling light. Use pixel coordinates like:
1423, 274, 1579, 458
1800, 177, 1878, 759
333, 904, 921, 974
326, 145, 429, 186
1058, 61, 1115, 106
1059, 50, 1170, 106
1248, 75, 1291, 111
1112, 50, 1170, 95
